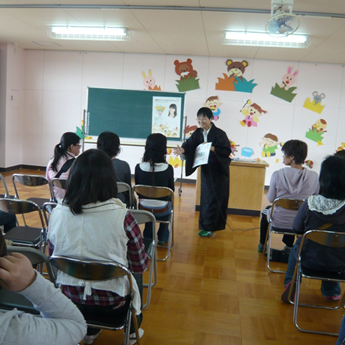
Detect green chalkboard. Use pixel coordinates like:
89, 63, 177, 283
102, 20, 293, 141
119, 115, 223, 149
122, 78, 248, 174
87, 88, 185, 140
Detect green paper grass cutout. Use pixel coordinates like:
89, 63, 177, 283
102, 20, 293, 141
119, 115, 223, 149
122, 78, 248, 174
234, 77, 257, 93
176, 75, 200, 92
75, 126, 83, 139
305, 129, 324, 144
271, 83, 297, 102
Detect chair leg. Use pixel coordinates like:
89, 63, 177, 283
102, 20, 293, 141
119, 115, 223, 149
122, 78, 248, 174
157, 219, 172, 262
142, 253, 154, 309
266, 229, 287, 274
294, 270, 340, 336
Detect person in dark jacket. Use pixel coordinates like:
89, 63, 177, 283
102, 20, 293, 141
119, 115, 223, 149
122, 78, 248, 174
281, 155, 345, 302
174, 107, 231, 237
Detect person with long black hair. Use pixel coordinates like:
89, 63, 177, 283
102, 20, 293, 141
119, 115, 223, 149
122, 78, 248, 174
135, 133, 174, 245
46, 132, 80, 200
174, 107, 231, 237
48, 149, 148, 345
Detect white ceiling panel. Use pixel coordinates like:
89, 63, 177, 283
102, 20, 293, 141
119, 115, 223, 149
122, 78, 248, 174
0, 1, 344, 63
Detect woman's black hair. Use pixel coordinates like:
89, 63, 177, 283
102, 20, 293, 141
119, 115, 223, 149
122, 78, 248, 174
197, 107, 213, 120
63, 149, 118, 215
169, 104, 177, 118
51, 132, 80, 172
281, 140, 308, 165
97, 131, 121, 158
319, 155, 345, 200
142, 133, 167, 185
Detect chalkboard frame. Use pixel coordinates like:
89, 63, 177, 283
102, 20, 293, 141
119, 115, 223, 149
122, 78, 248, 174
86, 87, 186, 141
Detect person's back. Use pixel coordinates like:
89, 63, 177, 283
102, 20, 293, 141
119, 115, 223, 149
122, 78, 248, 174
47, 149, 147, 345
97, 131, 131, 206
267, 166, 319, 228
134, 133, 174, 244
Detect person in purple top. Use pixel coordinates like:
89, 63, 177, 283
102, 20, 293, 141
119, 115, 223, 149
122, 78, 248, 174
258, 140, 319, 253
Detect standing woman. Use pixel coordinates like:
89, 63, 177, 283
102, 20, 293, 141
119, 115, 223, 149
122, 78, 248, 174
46, 132, 80, 201
135, 133, 174, 245
174, 107, 231, 237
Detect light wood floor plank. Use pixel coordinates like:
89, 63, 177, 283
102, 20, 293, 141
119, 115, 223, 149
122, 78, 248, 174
0, 169, 340, 344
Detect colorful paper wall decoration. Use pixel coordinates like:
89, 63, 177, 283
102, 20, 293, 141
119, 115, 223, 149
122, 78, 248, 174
205, 96, 221, 121
174, 58, 200, 92
305, 119, 327, 145
240, 99, 267, 128
215, 59, 257, 93
271, 67, 298, 102
303, 91, 326, 114
241, 147, 254, 157
142, 69, 161, 90
260, 133, 280, 158
305, 160, 314, 169
185, 125, 198, 140
335, 142, 345, 153
229, 139, 239, 156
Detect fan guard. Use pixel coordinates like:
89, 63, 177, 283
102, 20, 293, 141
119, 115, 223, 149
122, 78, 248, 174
265, 13, 300, 37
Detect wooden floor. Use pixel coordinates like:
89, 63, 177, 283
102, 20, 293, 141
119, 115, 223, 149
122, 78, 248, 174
1, 169, 343, 345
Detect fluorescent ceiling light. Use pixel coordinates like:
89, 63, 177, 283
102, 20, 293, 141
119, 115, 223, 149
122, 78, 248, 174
223, 31, 310, 48
48, 26, 129, 41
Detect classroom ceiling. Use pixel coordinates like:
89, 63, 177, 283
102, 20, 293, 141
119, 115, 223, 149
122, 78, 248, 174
1, 1, 345, 64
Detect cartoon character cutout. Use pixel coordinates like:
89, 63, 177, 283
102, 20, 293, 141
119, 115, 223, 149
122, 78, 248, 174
261, 133, 280, 158
271, 66, 298, 102
229, 139, 239, 157
185, 125, 197, 140
281, 67, 298, 90
305, 119, 327, 145
305, 160, 314, 169
205, 96, 221, 121
215, 59, 257, 93
240, 100, 267, 128
142, 70, 161, 91
303, 91, 326, 114
174, 58, 200, 92
336, 142, 345, 153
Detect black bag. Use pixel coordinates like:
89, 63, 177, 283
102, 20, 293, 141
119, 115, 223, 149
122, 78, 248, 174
265, 248, 289, 263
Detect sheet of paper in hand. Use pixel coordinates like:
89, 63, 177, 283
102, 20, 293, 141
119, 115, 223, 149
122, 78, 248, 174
193, 142, 212, 168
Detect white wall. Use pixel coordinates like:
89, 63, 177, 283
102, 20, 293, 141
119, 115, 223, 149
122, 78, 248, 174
15, 50, 345, 183
0, 43, 24, 168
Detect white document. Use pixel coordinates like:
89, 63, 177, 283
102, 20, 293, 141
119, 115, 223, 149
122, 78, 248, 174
193, 142, 212, 168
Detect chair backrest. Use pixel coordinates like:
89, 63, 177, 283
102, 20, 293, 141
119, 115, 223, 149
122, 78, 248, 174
130, 209, 156, 226
12, 174, 53, 200
0, 174, 10, 198
7, 245, 55, 282
302, 229, 345, 248
0, 198, 41, 215
0, 198, 45, 228
269, 197, 304, 223
50, 256, 133, 290
117, 182, 133, 208
51, 178, 68, 190
42, 201, 58, 227
133, 184, 174, 200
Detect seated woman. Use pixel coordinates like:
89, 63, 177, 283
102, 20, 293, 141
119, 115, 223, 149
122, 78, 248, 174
281, 155, 345, 302
46, 132, 81, 201
258, 140, 319, 253
135, 133, 174, 245
48, 149, 148, 345
97, 131, 132, 207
